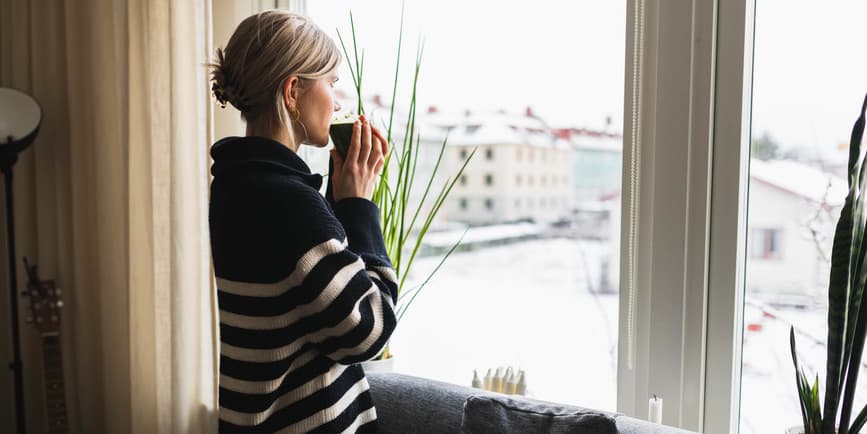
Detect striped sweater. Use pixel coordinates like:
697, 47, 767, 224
208, 136, 398, 433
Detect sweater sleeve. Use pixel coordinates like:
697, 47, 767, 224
291, 187, 398, 365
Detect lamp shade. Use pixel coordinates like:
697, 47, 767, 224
0, 87, 42, 154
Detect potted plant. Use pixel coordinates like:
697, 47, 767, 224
331, 10, 476, 370
789, 93, 867, 434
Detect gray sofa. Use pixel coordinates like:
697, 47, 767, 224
367, 373, 697, 434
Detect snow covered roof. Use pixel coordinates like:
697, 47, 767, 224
572, 135, 622, 152
750, 158, 848, 206
421, 222, 544, 248
413, 109, 577, 149
336, 96, 622, 151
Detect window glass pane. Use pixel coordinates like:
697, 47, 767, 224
308, 0, 624, 410
741, 2, 867, 432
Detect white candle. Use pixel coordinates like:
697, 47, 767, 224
515, 370, 527, 396
649, 395, 663, 424
472, 370, 483, 389
483, 368, 493, 391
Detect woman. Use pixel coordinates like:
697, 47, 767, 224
207, 10, 397, 433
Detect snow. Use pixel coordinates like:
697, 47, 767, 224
420, 222, 544, 248
413, 109, 573, 149
740, 301, 867, 434
750, 159, 848, 205
391, 238, 619, 411
572, 135, 622, 152
386, 237, 864, 433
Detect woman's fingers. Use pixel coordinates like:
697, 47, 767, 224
371, 125, 389, 161
330, 147, 344, 174
346, 120, 361, 164
373, 144, 385, 174
358, 116, 373, 165
368, 126, 382, 164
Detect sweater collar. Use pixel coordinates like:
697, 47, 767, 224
209, 136, 323, 190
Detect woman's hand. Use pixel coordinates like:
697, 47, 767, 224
330, 114, 389, 202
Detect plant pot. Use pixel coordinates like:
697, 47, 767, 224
360, 356, 395, 373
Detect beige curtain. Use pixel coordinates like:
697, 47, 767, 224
0, 1, 219, 433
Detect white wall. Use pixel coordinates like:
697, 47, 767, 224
746, 180, 834, 298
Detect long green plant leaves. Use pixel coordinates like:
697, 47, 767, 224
337, 7, 475, 360
834, 93, 867, 434
793, 93, 867, 434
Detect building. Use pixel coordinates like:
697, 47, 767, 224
746, 158, 846, 302
420, 108, 574, 225
552, 127, 623, 203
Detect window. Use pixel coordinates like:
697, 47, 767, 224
749, 228, 782, 260
737, 3, 867, 434
616, 1, 753, 431
310, 0, 624, 414
460, 175, 467, 186
215, 2, 788, 430
516, 175, 522, 186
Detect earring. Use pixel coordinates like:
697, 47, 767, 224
288, 105, 308, 143
289, 106, 301, 122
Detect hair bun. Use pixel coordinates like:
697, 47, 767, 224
211, 81, 229, 108
209, 48, 245, 110
210, 73, 247, 110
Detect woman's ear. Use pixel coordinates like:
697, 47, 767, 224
282, 76, 300, 108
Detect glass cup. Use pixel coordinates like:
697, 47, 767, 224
329, 121, 355, 161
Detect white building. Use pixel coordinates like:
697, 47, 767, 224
746, 159, 846, 302
581, 158, 847, 299
419, 108, 574, 225
553, 127, 622, 203
329, 93, 625, 229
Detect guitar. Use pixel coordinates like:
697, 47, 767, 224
22, 258, 69, 434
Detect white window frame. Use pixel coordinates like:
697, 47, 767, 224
618, 0, 754, 433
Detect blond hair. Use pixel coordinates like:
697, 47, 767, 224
208, 10, 341, 141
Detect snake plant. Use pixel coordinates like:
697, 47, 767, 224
791, 93, 867, 434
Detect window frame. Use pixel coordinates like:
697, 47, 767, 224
618, 0, 754, 433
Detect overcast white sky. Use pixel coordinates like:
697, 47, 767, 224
752, 0, 867, 152
307, 0, 867, 151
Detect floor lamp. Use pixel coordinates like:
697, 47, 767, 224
0, 87, 42, 434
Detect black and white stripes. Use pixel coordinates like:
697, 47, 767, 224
209, 136, 398, 433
